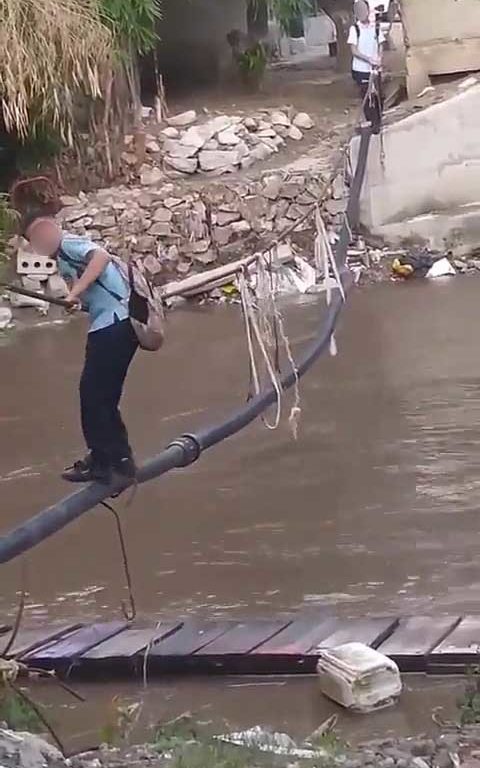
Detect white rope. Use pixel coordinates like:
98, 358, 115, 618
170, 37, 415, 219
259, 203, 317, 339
277, 310, 301, 440
239, 271, 261, 396
314, 207, 345, 357
239, 272, 282, 430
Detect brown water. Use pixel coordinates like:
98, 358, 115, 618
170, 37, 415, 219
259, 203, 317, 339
1, 277, 479, 746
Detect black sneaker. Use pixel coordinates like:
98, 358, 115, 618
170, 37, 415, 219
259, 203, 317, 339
112, 456, 137, 481
62, 456, 112, 484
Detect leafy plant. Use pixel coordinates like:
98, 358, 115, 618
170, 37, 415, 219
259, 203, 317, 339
100, 0, 162, 55
0, 686, 43, 732
172, 741, 257, 768
458, 668, 480, 725
152, 712, 200, 752
237, 41, 267, 89
251, 0, 313, 35
0, 194, 17, 255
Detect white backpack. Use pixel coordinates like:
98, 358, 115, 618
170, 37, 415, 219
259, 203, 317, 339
111, 256, 165, 352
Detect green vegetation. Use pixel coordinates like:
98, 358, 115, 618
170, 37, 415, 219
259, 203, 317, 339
237, 42, 268, 90
458, 668, 480, 724
0, 685, 43, 732
101, 0, 161, 56
0, 193, 17, 259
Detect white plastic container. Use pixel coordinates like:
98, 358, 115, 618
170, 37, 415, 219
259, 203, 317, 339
316, 642, 402, 713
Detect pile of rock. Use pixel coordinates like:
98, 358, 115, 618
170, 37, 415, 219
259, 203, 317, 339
58, 159, 344, 283
133, 108, 315, 178
6, 722, 479, 768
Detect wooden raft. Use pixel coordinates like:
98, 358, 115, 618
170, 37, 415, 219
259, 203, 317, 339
0, 614, 477, 678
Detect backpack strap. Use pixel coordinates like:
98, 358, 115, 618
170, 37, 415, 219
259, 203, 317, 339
59, 247, 125, 303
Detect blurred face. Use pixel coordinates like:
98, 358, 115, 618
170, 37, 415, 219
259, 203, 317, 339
25, 218, 62, 257
354, 0, 370, 22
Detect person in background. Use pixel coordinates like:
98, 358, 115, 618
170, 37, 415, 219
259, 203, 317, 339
347, 0, 383, 134
21, 206, 138, 485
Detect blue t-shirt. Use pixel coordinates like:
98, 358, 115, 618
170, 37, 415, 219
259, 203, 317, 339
58, 235, 129, 333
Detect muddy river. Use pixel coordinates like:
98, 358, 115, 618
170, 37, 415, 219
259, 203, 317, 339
0, 277, 478, 747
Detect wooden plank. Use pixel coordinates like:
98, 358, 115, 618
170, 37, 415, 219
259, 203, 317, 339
25, 621, 127, 662
3, 624, 82, 659
195, 620, 291, 656
315, 617, 399, 652
255, 616, 338, 656
428, 616, 480, 665
151, 620, 236, 657
377, 616, 461, 671
83, 621, 183, 660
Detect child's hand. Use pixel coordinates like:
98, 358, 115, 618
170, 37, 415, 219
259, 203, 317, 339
65, 292, 81, 312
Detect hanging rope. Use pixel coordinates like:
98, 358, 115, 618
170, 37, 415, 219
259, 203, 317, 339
238, 270, 282, 431
100, 501, 136, 622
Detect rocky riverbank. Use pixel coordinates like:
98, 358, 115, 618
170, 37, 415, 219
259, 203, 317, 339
3, 721, 480, 768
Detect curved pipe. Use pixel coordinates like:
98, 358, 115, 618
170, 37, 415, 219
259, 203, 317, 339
0, 129, 371, 565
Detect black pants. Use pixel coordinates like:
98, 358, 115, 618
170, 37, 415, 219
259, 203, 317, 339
352, 69, 383, 133
80, 318, 138, 468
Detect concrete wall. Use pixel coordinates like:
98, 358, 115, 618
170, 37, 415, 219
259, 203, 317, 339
353, 82, 480, 254
402, 0, 480, 96
156, 0, 247, 87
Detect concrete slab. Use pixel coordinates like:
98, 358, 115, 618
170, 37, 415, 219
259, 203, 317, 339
352, 82, 480, 253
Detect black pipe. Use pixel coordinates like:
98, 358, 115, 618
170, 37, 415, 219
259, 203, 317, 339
0, 129, 371, 565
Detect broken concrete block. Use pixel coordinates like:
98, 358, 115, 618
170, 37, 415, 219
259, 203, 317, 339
180, 124, 218, 151
189, 239, 210, 255
152, 207, 173, 223
257, 128, 277, 139
142, 254, 163, 274
148, 221, 173, 237
288, 126, 303, 141
164, 156, 198, 174
167, 110, 197, 127
215, 210, 241, 226
140, 166, 164, 186
213, 226, 233, 246
0, 306, 13, 329
317, 643, 402, 712
199, 150, 239, 171
249, 143, 274, 162
146, 140, 161, 153
163, 139, 198, 158
194, 250, 216, 265
161, 126, 180, 139
325, 198, 347, 216
262, 176, 283, 200
271, 111, 290, 127
244, 117, 258, 131
8, 288, 49, 312
231, 220, 251, 234
47, 274, 69, 299
217, 130, 241, 146
17, 250, 56, 277
293, 112, 314, 130
332, 173, 347, 200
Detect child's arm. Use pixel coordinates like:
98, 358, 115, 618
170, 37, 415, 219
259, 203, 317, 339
66, 249, 110, 304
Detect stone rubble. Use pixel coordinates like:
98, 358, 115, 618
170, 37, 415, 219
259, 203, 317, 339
7, 724, 480, 768
55, 158, 340, 288
127, 107, 314, 179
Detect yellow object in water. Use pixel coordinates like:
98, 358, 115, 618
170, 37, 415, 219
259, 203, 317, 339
392, 258, 414, 278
